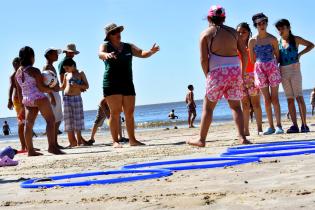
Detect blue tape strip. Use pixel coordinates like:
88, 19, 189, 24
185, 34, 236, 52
227, 140, 315, 152
122, 157, 260, 171
20, 169, 172, 189
225, 144, 315, 155
221, 148, 315, 158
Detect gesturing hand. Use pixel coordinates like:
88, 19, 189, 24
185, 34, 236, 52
150, 43, 160, 54
106, 52, 117, 59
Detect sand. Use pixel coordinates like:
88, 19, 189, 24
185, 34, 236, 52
1, 118, 315, 210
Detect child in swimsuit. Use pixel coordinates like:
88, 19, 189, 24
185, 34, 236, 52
15, 46, 64, 156
60, 58, 90, 147
275, 19, 314, 133
236, 22, 263, 136
249, 13, 283, 135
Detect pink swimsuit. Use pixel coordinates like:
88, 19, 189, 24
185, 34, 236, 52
15, 66, 46, 107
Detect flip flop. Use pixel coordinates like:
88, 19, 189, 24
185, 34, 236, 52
0, 156, 18, 167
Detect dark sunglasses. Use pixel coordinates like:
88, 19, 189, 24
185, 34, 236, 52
109, 29, 121, 36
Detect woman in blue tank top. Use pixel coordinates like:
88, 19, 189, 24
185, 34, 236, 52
275, 19, 314, 133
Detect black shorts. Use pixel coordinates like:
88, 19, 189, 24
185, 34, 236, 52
103, 84, 136, 97
3, 130, 9, 135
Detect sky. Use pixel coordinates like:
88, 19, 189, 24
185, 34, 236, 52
1, 0, 314, 118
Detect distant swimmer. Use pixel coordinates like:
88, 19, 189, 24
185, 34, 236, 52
2, 121, 10, 136
168, 109, 178, 120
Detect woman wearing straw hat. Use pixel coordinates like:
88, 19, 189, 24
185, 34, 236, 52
99, 23, 159, 148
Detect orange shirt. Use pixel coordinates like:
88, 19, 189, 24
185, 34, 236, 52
238, 49, 254, 73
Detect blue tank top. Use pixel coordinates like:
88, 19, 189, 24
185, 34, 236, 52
279, 38, 298, 66
254, 44, 274, 62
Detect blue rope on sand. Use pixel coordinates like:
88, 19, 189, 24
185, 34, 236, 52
20, 169, 172, 189
20, 140, 315, 188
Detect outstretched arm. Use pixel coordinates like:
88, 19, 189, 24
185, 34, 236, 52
131, 43, 160, 58
98, 43, 117, 60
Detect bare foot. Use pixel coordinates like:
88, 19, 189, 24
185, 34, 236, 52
48, 147, 65, 155
113, 142, 123, 148
28, 150, 43, 156
187, 139, 205, 147
239, 138, 252, 144
65, 144, 77, 149
129, 140, 145, 146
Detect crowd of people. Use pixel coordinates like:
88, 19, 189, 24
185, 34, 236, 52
5, 5, 314, 156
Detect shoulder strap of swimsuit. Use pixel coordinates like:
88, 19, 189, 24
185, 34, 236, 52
210, 25, 237, 53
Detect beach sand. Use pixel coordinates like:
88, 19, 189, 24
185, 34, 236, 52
1, 118, 315, 210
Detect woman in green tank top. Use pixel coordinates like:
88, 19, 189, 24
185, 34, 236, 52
98, 23, 160, 148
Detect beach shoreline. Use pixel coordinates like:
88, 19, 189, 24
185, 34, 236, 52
1, 117, 315, 209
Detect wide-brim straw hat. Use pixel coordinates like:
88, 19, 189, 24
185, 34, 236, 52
63, 43, 80, 54
104, 23, 124, 41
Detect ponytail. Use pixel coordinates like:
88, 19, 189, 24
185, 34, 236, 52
288, 30, 297, 50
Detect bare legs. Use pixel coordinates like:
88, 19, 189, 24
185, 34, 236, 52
37, 98, 64, 155
260, 86, 282, 129
18, 122, 26, 151
188, 97, 250, 147
25, 98, 64, 156
24, 107, 42, 156
106, 95, 143, 147
241, 95, 263, 135
288, 96, 308, 126
188, 111, 196, 128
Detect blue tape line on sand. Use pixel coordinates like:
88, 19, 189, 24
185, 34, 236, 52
122, 157, 260, 171
227, 140, 315, 152
221, 145, 315, 158
225, 144, 315, 155
20, 169, 172, 189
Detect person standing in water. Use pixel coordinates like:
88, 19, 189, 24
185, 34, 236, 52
236, 22, 263, 136
188, 5, 251, 147
186, 84, 197, 128
249, 13, 283, 135
98, 23, 159, 148
275, 19, 314, 133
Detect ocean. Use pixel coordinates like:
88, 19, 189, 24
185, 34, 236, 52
0, 89, 313, 140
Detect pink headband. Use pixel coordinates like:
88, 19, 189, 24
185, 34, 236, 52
208, 5, 226, 17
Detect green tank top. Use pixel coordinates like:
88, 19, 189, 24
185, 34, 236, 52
103, 42, 133, 88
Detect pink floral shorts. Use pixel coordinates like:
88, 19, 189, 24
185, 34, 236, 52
206, 65, 243, 102
243, 72, 260, 97
254, 59, 281, 89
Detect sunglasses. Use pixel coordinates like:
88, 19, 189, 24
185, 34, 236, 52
257, 21, 267, 26
109, 29, 121, 36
